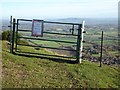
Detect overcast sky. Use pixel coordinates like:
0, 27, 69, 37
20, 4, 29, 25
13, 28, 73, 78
1, 0, 119, 19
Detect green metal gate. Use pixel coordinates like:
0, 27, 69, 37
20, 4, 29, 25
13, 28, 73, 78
10, 18, 85, 63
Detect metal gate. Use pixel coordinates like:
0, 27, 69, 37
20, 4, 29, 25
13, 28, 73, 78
10, 17, 85, 63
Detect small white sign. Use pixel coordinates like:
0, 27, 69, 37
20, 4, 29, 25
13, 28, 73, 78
32, 19, 43, 37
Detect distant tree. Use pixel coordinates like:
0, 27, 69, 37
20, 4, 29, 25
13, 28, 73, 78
2, 30, 11, 41
1, 30, 28, 44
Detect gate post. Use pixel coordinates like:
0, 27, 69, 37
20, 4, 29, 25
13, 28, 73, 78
15, 19, 19, 52
11, 18, 16, 54
9, 16, 12, 53
79, 21, 85, 63
76, 24, 82, 63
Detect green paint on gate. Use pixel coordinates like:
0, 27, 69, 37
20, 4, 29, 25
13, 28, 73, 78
11, 18, 83, 63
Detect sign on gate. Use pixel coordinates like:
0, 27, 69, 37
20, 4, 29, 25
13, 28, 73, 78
32, 19, 43, 37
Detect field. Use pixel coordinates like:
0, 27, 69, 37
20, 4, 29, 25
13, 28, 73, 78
2, 40, 119, 88
18, 24, 118, 61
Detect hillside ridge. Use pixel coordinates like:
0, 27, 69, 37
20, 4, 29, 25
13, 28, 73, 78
2, 40, 119, 88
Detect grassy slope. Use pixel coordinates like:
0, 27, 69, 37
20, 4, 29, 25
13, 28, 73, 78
2, 40, 119, 88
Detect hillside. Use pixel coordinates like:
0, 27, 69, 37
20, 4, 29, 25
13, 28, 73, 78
2, 40, 119, 88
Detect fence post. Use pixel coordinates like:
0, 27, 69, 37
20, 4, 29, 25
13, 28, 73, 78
79, 21, 85, 63
100, 31, 103, 67
11, 18, 16, 54
76, 24, 82, 63
9, 16, 12, 53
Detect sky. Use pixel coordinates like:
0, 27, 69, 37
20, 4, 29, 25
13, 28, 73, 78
1, 0, 119, 19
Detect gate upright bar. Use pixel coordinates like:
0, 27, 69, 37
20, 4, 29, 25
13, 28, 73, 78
15, 19, 19, 51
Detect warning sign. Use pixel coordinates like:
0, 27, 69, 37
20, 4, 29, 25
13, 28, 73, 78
32, 19, 43, 37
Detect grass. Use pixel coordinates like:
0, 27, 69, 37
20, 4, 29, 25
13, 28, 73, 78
2, 40, 119, 88
92, 53, 100, 57
108, 51, 119, 56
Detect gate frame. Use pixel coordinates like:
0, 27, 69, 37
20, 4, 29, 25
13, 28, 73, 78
10, 17, 85, 63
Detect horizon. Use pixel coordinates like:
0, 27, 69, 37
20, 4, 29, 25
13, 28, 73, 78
1, 0, 119, 20
1, 17, 118, 20
1, 17, 118, 26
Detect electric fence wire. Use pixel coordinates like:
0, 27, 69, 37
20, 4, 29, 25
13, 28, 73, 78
83, 31, 118, 57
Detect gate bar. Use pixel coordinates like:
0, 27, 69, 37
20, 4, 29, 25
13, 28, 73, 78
17, 19, 81, 25
17, 44, 76, 51
17, 29, 78, 36
16, 51, 76, 59
18, 36, 77, 44
44, 21, 80, 25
